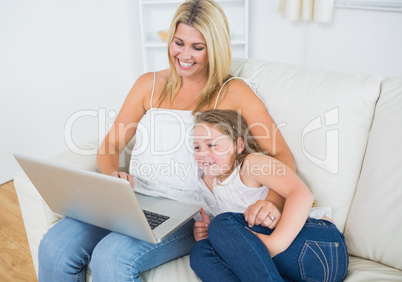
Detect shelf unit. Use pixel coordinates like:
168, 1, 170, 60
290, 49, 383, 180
138, 0, 249, 72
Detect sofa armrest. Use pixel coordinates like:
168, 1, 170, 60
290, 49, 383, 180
14, 171, 62, 276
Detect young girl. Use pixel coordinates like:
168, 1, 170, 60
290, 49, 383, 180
190, 109, 349, 282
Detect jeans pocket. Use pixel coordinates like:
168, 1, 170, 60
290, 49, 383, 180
298, 240, 339, 282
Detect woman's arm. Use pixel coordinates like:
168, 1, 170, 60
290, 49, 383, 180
218, 79, 295, 224
97, 73, 152, 185
244, 154, 314, 257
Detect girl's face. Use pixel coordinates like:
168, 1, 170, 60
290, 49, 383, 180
169, 23, 208, 79
193, 123, 239, 179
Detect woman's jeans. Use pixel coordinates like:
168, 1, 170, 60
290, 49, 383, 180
38, 217, 196, 282
190, 212, 349, 282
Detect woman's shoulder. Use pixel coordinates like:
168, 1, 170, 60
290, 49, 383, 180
225, 76, 252, 91
135, 69, 169, 86
218, 76, 263, 108
130, 70, 169, 104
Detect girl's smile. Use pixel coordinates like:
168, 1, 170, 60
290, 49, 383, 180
193, 123, 238, 178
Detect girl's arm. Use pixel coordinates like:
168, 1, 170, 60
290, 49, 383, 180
97, 72, 152, 186
218, 79, 295, 224
242, 154, 314, 257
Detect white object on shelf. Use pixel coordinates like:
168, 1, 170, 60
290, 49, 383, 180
138, 0, 249, 72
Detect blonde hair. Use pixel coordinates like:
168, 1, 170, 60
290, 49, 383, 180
159, 0, 232, 114
195, 109, 268, 176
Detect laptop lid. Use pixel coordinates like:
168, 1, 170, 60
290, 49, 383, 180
14, 153, 201, 244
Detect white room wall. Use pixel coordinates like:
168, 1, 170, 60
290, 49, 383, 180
249, 0, 402, 78
0, 0, 143, 184
1, 0, 401, 184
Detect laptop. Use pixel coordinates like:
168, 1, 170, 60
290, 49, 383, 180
14, 153, 201, 244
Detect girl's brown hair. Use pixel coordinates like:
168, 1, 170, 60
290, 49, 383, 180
195, 109, 268, 175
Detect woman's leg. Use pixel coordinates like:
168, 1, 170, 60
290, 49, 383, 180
192, 212, 282, 282
38, 217, 111, 282
90, 219, 196, 282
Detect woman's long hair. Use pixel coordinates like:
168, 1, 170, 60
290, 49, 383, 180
158, 0, 232, 114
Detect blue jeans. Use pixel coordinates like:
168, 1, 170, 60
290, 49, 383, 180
38, 217, 196, 282
190, 212, 348, 282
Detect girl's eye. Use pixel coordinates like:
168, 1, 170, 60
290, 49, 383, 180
175, 41, 184, 46
193, 46, 204, 51
208, 144, 216, 148
194, 146, 200, 151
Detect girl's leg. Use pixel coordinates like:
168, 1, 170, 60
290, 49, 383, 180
90, 219, 196, 282
190, 239, 240, 282
273, 217, 349, 282
38, 217, 111, 282
194, 212, 283, 282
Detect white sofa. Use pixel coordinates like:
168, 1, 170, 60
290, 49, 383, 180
14, 58, 402, 281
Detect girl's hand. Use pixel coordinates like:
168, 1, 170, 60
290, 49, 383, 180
193, 208, 210, 241
111, 171, 135, 190
244, 200, 281, 229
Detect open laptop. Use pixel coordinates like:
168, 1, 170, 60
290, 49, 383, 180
14, 153, 201, 244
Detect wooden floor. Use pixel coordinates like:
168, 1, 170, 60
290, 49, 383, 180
0, 181, 37, 281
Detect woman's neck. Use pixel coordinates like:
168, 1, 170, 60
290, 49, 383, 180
170, 76, 208, 110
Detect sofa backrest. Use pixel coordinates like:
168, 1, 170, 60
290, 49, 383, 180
344, 77, 402, 270
230, 58, 381, 232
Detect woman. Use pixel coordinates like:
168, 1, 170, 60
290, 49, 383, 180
38, 0, 294, 281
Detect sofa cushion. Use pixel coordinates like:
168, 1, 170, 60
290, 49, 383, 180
231, 59, 381, 232
345, 256, 402, 281
344, 77, 402, 270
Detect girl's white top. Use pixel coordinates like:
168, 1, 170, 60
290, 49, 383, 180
198, 166, 332, 219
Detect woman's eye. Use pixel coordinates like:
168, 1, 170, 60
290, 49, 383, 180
193, 46, 204, 51
175, 41, 184, 46
194, 146, 200, 151
208, 144, 216, 148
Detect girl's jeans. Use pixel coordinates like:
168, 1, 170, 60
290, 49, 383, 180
38, 217, 195, 282
190, 212, 349, 282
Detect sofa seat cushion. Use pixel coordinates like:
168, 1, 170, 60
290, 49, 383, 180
345, 256, 402, 281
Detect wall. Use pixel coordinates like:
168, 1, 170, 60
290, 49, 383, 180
249, 0, 402, 78
0, 0, 142, 184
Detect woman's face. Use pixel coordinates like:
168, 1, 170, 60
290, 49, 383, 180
169, 23, 208, 79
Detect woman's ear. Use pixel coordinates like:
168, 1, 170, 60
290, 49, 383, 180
236, 137, 245, 154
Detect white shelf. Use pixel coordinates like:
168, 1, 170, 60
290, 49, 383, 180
139, 0, 249, 72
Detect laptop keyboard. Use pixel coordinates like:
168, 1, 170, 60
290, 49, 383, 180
143, 210, 170, 230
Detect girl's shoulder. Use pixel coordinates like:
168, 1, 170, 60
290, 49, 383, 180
241, 153, 284, 175
243, 152, 272, 164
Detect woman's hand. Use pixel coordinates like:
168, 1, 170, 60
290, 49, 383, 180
193, 208, 210, 241
244, 200, 281, 229
111, 171, 135, 190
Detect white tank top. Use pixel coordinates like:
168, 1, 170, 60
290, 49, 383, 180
198, 166, 332, 219
129, 73, 263, 205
